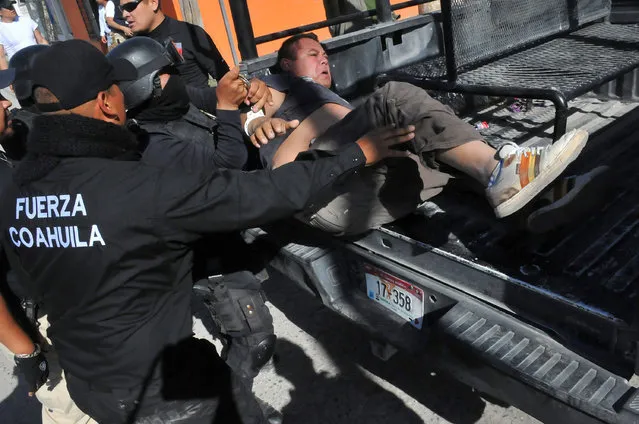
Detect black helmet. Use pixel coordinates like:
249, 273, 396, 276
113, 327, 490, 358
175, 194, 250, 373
106, 37, 184, 110
9, 44, 49, 106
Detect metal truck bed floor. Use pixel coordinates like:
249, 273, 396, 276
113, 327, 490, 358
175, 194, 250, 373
383, 95, 639, 324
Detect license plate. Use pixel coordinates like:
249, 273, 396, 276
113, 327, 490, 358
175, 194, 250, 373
363, 264, 424, 329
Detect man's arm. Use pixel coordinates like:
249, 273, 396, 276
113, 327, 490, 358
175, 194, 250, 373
0, 45, 8, 71
270, 103, 351, 168
106, 17, 132, 36
33, 29, 48, 45
0, 252, 48, 397
0, 294, 34, 355
158, 126, 414, 236
105, 0, 132, 36
186, 85, 217, 114
160, 143, 365, 236
190, 25, 230, 80
211, 109, 248, 169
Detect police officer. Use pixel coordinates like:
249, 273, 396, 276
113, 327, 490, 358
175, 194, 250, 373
0, 67, 50, 410
109, 33, 279, 394
0, 44, 49, 162
121, 0, 229, 88
108, 37, 249, 171
0, 39, 414, 423
1, 54, 99, 424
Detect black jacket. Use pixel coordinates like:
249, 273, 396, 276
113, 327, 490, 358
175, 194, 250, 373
136, 105, 247, 170
0, 155, 11, 297
0, 114, 364, 388
145, 17, 230, 88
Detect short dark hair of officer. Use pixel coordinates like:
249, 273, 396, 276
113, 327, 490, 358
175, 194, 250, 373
30, 39, 136, 124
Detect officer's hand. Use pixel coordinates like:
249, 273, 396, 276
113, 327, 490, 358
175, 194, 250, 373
355, 125, 415, 166
122, 27, 133, 37
216, 67, 248, 111
14, 344, 49, 396
245, 78, 273, 113
250, 118, 299, 148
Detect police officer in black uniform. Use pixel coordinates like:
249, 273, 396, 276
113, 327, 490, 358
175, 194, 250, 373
121, 0, 229, 88
0, 67, 49, 400
0, 39, 414, 423
109, 37, 249, 171
0, 44, 49, 162
108, 36, 279, 401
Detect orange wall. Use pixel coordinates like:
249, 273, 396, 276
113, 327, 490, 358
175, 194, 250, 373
164, 0, 418, 65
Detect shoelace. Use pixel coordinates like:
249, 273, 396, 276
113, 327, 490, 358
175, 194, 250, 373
498, 142, 545, 160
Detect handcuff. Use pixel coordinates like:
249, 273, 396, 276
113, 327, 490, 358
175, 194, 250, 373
239, 73, 251, 91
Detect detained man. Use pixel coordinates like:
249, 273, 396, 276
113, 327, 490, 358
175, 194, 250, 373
245, 33, 600, 235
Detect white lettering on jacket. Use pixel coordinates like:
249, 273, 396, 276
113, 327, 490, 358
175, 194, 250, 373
10, 194, 106, 249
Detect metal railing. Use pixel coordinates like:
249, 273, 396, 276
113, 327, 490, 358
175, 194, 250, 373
229, 0, 436, 60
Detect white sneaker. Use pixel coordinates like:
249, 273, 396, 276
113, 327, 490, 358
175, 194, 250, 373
486, 129, 589, 218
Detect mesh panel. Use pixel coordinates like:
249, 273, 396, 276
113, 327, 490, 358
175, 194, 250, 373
446, 0, 571, 69
394, 23, 639, 98
445, 0, 612, 70
577, 0, 612, 24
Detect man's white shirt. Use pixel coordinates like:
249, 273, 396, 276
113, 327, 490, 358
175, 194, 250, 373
105, 1, 116, 21
98, 3, 112, 37
0, 15, 38, 60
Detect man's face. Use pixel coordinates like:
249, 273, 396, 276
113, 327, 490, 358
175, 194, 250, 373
0, 7, 16, 20
121, 0, 156, 33
284, 38, 332, 88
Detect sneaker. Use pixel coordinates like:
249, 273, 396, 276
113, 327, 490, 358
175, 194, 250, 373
486, 129, 589, 218
527, 165, 609, 233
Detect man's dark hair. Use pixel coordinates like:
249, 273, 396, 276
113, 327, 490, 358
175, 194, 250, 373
276, 33, 321, 66
33, 87, 59, 104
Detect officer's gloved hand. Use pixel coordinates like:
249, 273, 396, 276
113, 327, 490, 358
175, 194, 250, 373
14, 343, 49, 396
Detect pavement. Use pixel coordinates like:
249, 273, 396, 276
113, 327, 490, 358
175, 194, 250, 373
0, 272, 540, 424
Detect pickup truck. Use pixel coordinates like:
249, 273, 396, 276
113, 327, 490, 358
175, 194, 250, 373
231, 3, 639, 423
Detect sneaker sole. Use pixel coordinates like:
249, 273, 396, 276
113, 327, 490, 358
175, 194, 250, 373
526, 165, 609, 233
494, 129, 589, 218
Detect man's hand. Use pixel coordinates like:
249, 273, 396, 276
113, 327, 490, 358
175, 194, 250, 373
250, 118, 300, 148
101, 35, 107, 45
355, 125, 415, 166
245, 78, 273, 112
216, 67, 249, 111
122, 27, 134, 37
14, 344, 49, 396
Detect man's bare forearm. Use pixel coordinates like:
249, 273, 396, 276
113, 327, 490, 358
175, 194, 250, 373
34, 30, 48, 45
0, 46, 8, 71
106, 17, 129, 33
272, 103, 350, 168
0, 294, 35, 355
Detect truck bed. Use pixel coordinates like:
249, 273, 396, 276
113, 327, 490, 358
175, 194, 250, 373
384, 94, 639, 325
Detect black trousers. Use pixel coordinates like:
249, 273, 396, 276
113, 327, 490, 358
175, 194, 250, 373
67, 338, 267, 424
